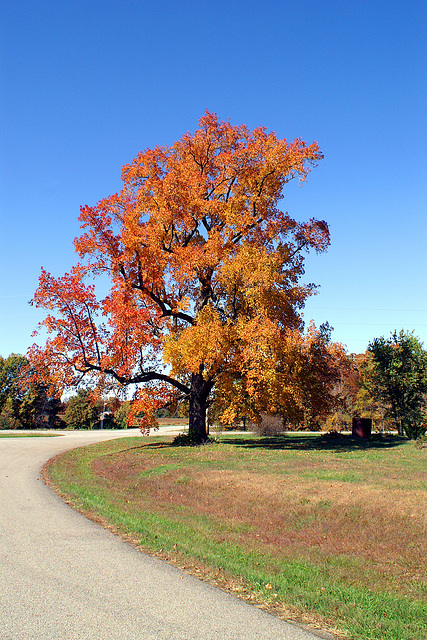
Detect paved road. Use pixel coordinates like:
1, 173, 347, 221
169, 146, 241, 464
1, 430, 324, 640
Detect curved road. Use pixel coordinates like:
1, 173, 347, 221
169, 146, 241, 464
1, 430, 325, 640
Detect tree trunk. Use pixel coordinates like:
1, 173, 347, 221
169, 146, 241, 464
188, 372, 210, 443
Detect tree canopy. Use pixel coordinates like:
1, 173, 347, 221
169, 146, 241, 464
30, 111, 334, 442
368, 330, 427, 439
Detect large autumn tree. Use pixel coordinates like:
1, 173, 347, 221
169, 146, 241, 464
30, 112, 330, 442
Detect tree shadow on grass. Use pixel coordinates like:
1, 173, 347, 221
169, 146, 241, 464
100, 441, 173, 456
111, 433, 409, 453
219, 433, 408, 452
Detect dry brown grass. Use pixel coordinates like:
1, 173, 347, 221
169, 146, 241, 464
90, 435, 426, 597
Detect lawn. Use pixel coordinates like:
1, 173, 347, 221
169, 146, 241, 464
45, 432, 426, 640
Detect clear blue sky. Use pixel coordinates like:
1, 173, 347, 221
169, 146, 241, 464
1, 0, 426, 358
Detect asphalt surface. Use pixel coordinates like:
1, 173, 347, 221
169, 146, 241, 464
1, 429, 324, 640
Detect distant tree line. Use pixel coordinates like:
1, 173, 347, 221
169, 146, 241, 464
0, 355, 132, 430
0, 354, 62, 429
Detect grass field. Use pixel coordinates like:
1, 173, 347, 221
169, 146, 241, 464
45, 432, 427, 640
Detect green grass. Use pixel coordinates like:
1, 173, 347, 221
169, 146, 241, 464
0, 432, 60, 437
46, 433, 427, 640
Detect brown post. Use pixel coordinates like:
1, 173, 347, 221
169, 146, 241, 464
352, 417, 372, 439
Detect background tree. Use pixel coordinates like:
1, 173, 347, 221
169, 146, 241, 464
113, 400, 131, 429
30, 112, 330, 443
287, 322, 351, 429
0, 354, 29, 418
349, 352, 390, 430
325, 351, 391, 433
368, 330, 427, 439
322, 352, 360, 431
215, 321, 351, 430
63, 389, 98, 430
0, 354, 61, 429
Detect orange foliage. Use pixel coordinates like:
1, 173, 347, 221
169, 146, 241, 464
30, 112, 331, 441
211, 321, 351, 429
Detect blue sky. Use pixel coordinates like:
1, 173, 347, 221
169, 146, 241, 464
1, 0, 426, 358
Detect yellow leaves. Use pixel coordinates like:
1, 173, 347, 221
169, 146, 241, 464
217, 243, 304, 330
163, 305, 232, 378
207, 317, 351, 430
220, 244, 276, 291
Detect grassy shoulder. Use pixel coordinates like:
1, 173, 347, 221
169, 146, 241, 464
0, 432, 60, 437
44, 432, 426, 640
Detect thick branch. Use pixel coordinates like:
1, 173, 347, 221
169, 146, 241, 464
70, 355, 192, 397
83, 302, 102, 366
120, 261, 195, 325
